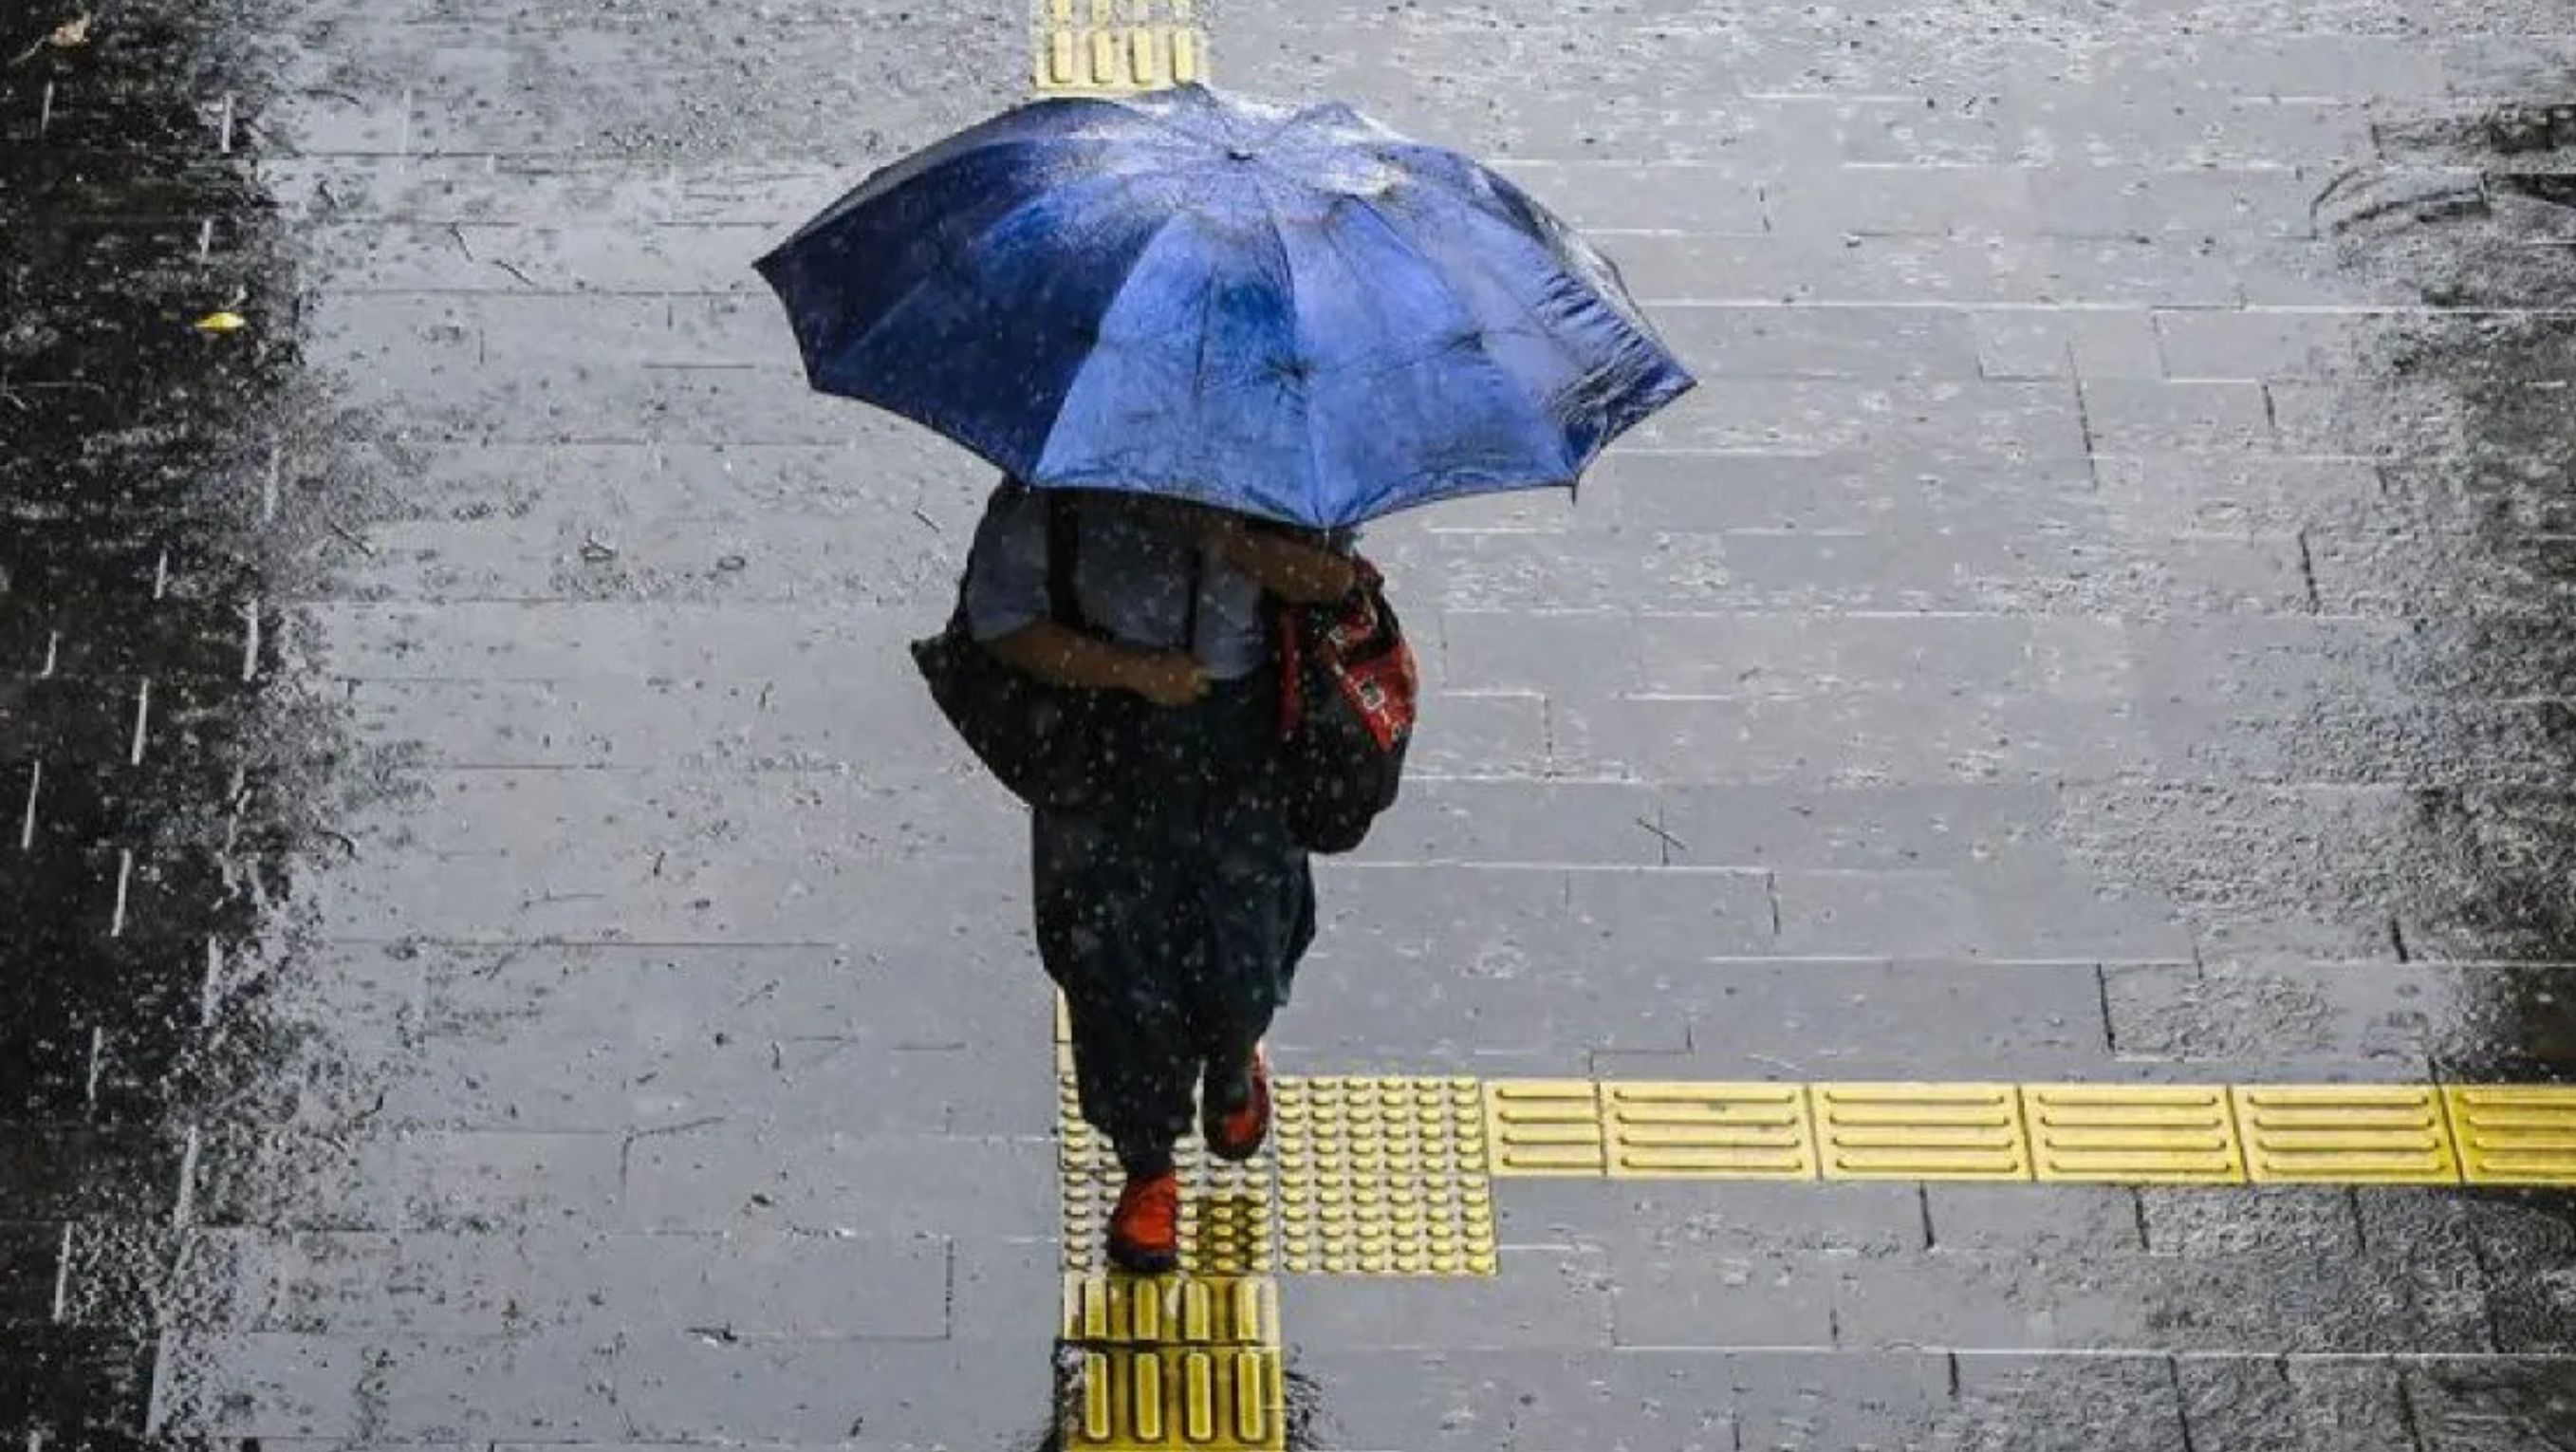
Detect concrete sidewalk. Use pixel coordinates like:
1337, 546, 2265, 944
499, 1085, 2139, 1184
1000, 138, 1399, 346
6, 0, 2576, 1446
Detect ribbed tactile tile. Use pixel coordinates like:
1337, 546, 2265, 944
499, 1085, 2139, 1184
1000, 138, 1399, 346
2023, 1084, 2245, 1183
1033, 0, 1206, 95
1274, 1076, 1496, 1276
1485, 1079, 1607, 1176
1061, 1345, 1286, 1452
1058, 1275, 1284, 1450
2447, 1085, 2576, 1185
2234, 1085, 2461, 1184
1062, 1274, 1281, 1347
1603, 1081, 1816, 1179
1814, 1083, 2032, 1181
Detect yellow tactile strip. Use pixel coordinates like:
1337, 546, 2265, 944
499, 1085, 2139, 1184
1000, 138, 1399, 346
1061, 1345, 1285, 1452
1059, 1275, 1285, 1451
2235, 1084, 2461, 1183
2025, 1085, 2245, 1184
1034, 0, 1205, 94
2447, 1085, 2576, 1185
1483, 1080, 2576, 1186
1604, 1081, 1816, 1180
1817, 1082, 2031, 1181
1062, 1274, 1281, 1347
1486, 1079, 1608, 1175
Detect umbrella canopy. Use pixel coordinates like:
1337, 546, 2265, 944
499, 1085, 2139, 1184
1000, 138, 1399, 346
755, 84, 1694, 530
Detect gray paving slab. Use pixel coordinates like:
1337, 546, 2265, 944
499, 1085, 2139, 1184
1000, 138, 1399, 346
1834, 1242, 2496, 1354
1717, 1349, 1959, 1452
1597, 957, 2115, 1078
1945, 1353, 2189, 1452
2137, 1188, 2362, 1259
1920, 1185, 2145, 1257
2403, 1356, 2576, 1452
1605, 1245, 1839, 1350
1973, 307, 2169, 381
621, 1129, 1055, 1238
2178, 1355, 2421, 1452
1286, 1347, 1738, 1452
1287, 1247, 1618, 1351
1495, 1179, 1925, 1258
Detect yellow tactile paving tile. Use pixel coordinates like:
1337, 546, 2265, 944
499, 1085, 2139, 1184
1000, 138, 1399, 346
2024, 1084, 2246, 1184
1813, 1083, 2033, 1182
1034, 0, 1205, 95
1059, 1065, 1276, 1276
1273, 1076, 1497, 1275
1485, 1079, 1608, 1176
2234, 1085, 2462, 1184
1062, 1274, 1280, 1347
1063, 1345, 1286, 1452
1058, 1274, 1286, 1451
1603, 1081, 1817, 1180
2445, 1085, 2576, 1185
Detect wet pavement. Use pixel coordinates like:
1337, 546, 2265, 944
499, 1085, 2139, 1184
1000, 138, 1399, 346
8, 0, 2576, 1446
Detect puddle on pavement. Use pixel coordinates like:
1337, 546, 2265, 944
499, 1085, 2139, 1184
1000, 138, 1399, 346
2318, 102, 2576, 1068
2, 0, 366, 1434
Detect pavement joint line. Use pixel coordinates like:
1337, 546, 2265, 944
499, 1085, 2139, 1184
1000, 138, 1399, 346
108, 847, 133, 937
18, 760, 41, 850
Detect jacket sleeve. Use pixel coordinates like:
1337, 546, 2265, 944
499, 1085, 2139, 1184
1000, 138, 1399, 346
962, 481, 1052, 643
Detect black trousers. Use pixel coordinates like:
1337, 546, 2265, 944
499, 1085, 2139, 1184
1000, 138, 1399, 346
1031, 670, 1316, 1161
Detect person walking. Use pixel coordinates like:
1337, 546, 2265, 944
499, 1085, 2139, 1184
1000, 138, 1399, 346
754, 83, 1693, 1272
962, 484, 1354, 1270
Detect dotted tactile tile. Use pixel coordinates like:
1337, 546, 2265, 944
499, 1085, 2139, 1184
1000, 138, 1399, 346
1603, 1081, 1816, 1179
1033, 0, 1205, 95
1484, 1079, 1607, 1176
2447, 1085, 2576, 1185
1274, 1076, 1497, 1276
2235, 1085, 2461, 1184
2025, 1084, 2246, 1184
1814, 1083, 2032, 1182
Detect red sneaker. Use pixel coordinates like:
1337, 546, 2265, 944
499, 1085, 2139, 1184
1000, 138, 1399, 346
1105, 1170, 1180, 1274
1204, 1045, 1271, 1163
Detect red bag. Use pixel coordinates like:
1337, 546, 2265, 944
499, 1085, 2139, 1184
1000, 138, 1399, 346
1277, 558, 1415, 853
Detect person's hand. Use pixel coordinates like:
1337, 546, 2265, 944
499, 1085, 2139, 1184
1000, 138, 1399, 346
1121, 650, 1212, 707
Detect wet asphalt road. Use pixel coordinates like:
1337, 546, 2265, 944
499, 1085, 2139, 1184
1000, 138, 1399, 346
8, 0, 2576, 1446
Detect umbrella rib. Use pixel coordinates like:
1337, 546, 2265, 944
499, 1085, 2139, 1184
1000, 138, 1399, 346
1341, 191, 1586, 490
1245, 179, 1329, 528
1361, 188, 1585, 375
840, 166, 1165, 375
1027, 203, 1194, 483
1189, 244, 1220, 475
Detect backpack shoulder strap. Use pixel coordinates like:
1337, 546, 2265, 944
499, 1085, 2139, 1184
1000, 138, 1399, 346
1044, 489, 1081, 627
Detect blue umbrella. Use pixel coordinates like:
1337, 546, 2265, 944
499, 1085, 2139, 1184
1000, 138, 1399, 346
755, 84, 1694, 530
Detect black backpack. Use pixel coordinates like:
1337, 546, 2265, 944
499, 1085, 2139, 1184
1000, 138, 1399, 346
1276, 558, 1416, 853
